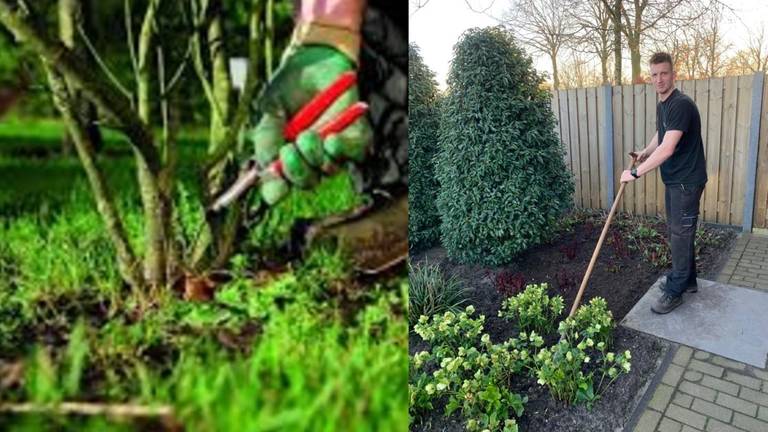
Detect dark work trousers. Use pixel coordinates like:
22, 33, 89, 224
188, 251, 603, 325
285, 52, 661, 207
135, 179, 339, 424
663, 183, 705, 297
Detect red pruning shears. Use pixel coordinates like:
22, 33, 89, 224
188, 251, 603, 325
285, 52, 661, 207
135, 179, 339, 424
210, 71, 367, 212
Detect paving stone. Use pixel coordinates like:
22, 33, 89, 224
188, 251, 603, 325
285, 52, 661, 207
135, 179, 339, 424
673, 393, 694, 408
664, 364, 686, 386
689, 359, 725, 378
658, 416, 684, 432
733, 412, 768, 432
759, 406, 768, 422
745, 277, 767, 284
705, 418, 746, 432
685, 371, 704, 382
716, 393, 758, 416
694, 351, 712, 360
680, 426, 702, 432
674, 346, 694, 366
724, 371, 762, 390
649, 384, 675, 411
680, 381, 717, 402
632, 409, 662, 432
740, 387, 768, 407
701, 375, 740, 396
710, 356, 747, 371
665, 404, 707, 430
691, 398, 733, 422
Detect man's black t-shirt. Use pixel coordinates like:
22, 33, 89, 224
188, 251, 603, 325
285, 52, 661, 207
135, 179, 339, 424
656, 88, 707, 185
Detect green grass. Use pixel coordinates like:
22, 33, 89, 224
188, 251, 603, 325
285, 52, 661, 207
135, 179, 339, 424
0, 119, 407, 431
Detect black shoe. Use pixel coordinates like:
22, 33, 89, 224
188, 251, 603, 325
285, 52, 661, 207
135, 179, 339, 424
651, 293, 683, 314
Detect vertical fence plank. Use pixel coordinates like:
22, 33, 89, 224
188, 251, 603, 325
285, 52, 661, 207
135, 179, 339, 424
599, 85, 613, 209
733, 75, 753, 226
756, 74, 768, 229
568, 89, 581, 207
558, 90, 572, 173
588, 87, 601, 208
632, 84, 646, 214
578, 88, 591, 208
552, 92, 560, 137
613, 85, 624, 212
719, 76, 739, 224
695, 78, 711, 222
623, 84, 635, 213
706, 77, 724, 224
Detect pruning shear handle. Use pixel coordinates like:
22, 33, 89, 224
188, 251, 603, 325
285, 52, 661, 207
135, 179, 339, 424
210, 72, 367, 213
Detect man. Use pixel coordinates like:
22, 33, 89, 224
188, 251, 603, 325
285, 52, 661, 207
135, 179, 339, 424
620, 52, 707, 314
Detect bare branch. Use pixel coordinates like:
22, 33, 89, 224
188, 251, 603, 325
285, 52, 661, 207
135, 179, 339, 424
125, 0, 139, 86
76, 24, 133, 100
0, 0, 161, 172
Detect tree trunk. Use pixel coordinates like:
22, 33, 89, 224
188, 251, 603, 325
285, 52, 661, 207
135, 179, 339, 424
613, 0, 622, 85
136, 0, 168, 288
601, 53, 610, 85
629, 38, 642, 83
550, 53, 559, 90
44, 62, 145, 290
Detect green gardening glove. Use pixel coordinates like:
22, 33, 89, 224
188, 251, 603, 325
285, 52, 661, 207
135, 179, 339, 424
241, 44, 372, 206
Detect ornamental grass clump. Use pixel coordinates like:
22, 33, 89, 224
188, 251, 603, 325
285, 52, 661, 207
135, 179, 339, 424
408, 259, 468, 324
435, 26, 573, 265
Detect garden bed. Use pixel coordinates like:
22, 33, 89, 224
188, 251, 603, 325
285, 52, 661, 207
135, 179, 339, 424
409, 210, 737, 432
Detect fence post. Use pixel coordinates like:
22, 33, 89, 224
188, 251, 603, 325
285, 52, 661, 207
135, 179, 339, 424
603, 85, 614, 208
743, 72, 764, 232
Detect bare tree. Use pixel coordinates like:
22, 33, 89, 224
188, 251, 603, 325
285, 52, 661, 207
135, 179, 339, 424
698, 7, 730, 78
601, 0, 709, 83
558, 53, 603, 88
568, 0, 613, 84
649, 3, 729, 80
504, 0, 578, 89
600, 0, 624, 85
727, 25, 768, 74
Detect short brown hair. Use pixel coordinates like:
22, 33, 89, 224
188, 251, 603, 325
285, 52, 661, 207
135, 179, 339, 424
650, 52, 673, 69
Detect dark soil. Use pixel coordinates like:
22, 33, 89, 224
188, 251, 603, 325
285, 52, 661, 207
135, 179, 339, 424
409, 212, 737, 432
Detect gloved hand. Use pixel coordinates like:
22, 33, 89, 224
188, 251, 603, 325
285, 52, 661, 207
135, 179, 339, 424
241, 37, 372, 206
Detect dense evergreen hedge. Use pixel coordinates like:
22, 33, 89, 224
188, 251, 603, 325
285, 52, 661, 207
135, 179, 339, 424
408, 44, 442, 251
435, 27, 573, 265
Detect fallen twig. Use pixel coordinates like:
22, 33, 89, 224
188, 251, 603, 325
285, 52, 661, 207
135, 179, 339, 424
0, 401, 173, 418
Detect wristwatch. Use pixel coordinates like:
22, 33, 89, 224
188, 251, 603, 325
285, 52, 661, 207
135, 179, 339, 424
630, 168, 639, 178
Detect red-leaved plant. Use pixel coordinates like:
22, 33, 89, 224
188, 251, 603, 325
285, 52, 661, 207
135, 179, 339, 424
559, 240, 578, 261
495, 270, 526, 298
555, 268, 578, 291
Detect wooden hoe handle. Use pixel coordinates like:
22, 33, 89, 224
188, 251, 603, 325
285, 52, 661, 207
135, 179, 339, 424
568, 153, 638, 318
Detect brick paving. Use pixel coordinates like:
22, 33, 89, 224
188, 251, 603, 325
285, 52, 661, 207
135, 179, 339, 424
631, 233, 768, 432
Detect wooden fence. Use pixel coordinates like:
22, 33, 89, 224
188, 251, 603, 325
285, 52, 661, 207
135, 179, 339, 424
551, 72, 768, 231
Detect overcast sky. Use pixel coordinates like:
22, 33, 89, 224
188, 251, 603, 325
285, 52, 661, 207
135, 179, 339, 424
408, 0, 768, 89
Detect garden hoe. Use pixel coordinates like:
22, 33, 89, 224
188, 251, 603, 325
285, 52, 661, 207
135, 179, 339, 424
568, 153, 638, 318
